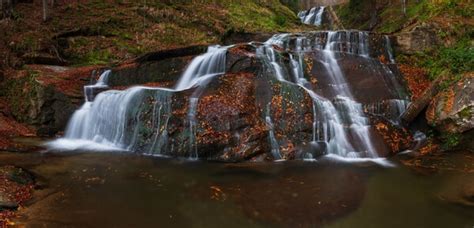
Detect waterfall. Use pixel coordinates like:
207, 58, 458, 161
174, 46, 227, 90
265, 104, 282, 160
384, 35, 396, 64
49, 30, 407, 163
260, 32, 379, 158
84, 70, 111, 102
364, 99, 410, 124
298, 6, 325, 26
49, 46, 229, 154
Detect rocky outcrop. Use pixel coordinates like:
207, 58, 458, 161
395, 24, 440, 54
1, 65, 93, 136
426, 74, 474, 134
108, 46, 205, 88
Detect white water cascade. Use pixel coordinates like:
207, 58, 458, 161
174, 46, 228, 90
49, 46, 230, 152
298, 6, 325, 26
259, 32, 380, 158
49, 30, 407, 164
84, 70, 111, 102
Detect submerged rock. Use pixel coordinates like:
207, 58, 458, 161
426, 74, 474, 134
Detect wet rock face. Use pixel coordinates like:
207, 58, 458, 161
370, 115, 413, 155
108, 45, 207, 88
426, 74, 474, 134
313, 52, 405, 103
196, 73, 268, 161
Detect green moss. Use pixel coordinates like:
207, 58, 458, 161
2, 69, 41, 123
458, 107, 472, 119
227, 1, 295, 32
73, 49, 116, 66
417, 38, 473, 80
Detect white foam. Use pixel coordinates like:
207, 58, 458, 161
45, 138, 127, 152
323, 154, 396, 167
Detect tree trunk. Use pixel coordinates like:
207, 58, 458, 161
401, 74, 448, 125
327, 6, 345, 30
42, 0, 47, 21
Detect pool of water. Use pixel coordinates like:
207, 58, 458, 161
1, 149, 473, 227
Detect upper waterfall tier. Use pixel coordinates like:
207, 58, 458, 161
49, 31, 413, 162
298, 7, 326, 26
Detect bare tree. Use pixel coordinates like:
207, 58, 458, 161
42, 0, 48, 21
1, 0, 13, 19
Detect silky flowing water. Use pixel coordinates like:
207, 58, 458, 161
2, 146, 473, 227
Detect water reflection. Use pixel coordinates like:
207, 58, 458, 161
0, 151, 472, 227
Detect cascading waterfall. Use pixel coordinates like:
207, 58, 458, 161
49, 30, 407, 163
260, 31, 381, 158
84, 70, 111, 102
298, 6, 325, 26
385, 35, 396, 64
49, 46, 230, 153
365, 99, 409, 123
174, 45, 228, 90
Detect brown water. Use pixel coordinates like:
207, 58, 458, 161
1, 148, 473, 228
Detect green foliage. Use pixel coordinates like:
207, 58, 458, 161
417, 39, 473, 80
274, 15, 287, 27
334, 0, 374, 30
441, 132, 461, 149
73, 49, 115, 66
278, 0, 299, 13
458, 107, 472, 119
1, 69, 40, 123
13, 35, 39, 53
226, 0, 297, 32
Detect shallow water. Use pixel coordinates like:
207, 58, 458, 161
1, 149, 473, 228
